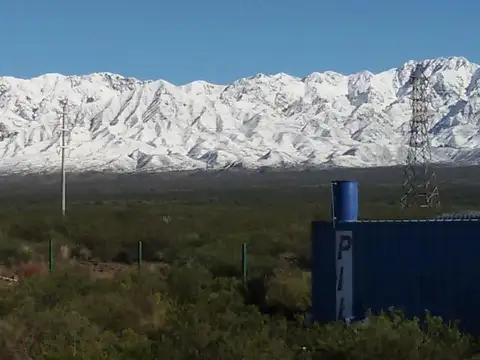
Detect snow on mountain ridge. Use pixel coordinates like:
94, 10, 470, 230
0, 56, 479, 174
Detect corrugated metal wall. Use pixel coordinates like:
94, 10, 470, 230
312, 220, 480, 333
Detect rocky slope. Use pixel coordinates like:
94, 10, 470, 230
0, 56, 479, 173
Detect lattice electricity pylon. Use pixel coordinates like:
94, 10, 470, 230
400, 63, 440, 209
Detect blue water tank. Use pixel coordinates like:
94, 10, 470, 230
331, 180, 358, 224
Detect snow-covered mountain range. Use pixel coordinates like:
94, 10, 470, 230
0, 56, 479, 174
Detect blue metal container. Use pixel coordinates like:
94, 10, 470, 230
311, 218, 480, 334
331, 180, 358, 224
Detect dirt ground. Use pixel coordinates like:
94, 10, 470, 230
0, 259, 170, 288
0, 260, 134, 285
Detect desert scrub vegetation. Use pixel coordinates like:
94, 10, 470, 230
0, 265, 476, 359
0, 182, 476, 359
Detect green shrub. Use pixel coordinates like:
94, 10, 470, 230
295, 310, 475, 360
0, 183, 476, 359
265, 268, 311, 313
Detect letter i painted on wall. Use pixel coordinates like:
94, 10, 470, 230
335, 230, 353, 320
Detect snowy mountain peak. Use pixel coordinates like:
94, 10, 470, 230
1, 56, 480, 174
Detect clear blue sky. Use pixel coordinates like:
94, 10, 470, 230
0, 0, 477, 84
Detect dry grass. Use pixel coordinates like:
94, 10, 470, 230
0, 260, 135, 285
16, 261, 48, 279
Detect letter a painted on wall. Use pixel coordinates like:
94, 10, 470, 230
335, 230, 353, 320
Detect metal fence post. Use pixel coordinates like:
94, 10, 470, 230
49, 238, 54, 273
138, 240, 143, 270
242, 243, 247, 285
